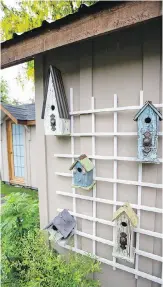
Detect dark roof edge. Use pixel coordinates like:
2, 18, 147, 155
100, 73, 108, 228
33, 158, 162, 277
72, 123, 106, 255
134, 101, 163, 121
1, 1, 123, 49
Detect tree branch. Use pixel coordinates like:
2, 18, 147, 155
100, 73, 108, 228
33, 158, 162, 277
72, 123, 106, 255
69, 1, 74, 13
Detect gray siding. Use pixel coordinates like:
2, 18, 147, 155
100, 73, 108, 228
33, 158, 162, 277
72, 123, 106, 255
1, 120, 9, 181
35, 19, 162, 287
1, 123, 37, 188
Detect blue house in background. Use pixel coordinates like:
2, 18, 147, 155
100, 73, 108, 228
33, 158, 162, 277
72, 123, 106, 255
69, 154, 95, 190
134, 101, 162, 163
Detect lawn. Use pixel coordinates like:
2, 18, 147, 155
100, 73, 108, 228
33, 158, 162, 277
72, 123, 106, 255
1, 181, 38, 200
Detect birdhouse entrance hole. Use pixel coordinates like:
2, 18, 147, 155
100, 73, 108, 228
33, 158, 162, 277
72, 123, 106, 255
77, 167, 82, 173
121, 221, 127, 227
145, 117, 151, 123
51, 105, 55, 111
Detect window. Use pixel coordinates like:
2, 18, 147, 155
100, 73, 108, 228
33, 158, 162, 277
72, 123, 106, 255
12, 124, 24, 178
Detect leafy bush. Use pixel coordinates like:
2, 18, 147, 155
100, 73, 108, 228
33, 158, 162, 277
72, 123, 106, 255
1, 193, 39, 255
11, 230, 101, 287
1, 193, 39, 285
1, 193, 101, 287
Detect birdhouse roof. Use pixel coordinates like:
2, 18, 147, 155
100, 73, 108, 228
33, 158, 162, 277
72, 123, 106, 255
44, 209, 76, 238
41, 65, 69, 120
112, 203, 138, 227
133, 101, 163, 121
69, 154, 94, 172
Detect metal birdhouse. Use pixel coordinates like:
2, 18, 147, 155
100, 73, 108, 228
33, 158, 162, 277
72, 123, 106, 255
69, 154, 95, 190
134, 101, 162, 163
112, 203, 138, 263
41, 65, 70, 136
44, 209, 76, 246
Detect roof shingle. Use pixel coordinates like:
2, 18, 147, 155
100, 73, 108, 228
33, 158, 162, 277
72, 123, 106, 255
1, 103, 35, 121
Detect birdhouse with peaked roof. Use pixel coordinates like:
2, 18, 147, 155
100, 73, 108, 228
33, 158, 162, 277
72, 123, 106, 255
112, 203, 138, 263
69, 154, 95, 190
41, 65, 70, 136
44, 209, 76, 246
134, 101, 162, 163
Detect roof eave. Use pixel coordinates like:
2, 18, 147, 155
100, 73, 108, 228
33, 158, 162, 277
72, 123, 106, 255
134, 102, 163, 121
1, 1, 161, 69
0, 104, 18, 124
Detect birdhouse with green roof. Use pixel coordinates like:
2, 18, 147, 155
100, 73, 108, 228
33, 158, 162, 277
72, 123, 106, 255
112, 203, 138, 263
69, 154, 95, 190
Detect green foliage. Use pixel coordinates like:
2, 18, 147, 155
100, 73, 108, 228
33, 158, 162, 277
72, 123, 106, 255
12, 230, 101, 287
1, 1, 97, 85
1, 193, 39, 253
1, 191, 101, 287
1, 192, 39, 285
0, 77, 10, 103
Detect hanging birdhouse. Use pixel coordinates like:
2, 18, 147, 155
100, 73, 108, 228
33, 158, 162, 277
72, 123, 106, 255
112, 203, 138, 263
69, 154, 95, 190
41, 65, 70, 136
44, 209, 76, 246
134, 101, 162, 163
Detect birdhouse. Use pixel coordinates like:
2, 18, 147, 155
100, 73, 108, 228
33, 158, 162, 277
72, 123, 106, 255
112, 203, 138, 263
41, 65, 70, 136
134, 101, 162, 163
69, 154, 95, 190
44, 209, 76, 246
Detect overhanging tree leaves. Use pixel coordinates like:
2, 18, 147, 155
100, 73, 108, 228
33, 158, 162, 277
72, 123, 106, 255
1, 1, 96, 85
1, 77, 10, 103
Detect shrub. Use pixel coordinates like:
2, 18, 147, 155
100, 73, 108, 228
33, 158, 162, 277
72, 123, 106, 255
1, 192, 39, 256
1, 193, 101, 287
1, 193, 39, 285
12, 230, 101, 287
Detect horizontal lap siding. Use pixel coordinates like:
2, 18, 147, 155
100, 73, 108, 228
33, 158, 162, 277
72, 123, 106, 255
35, 19, 162, 287
1, 121, 9, 182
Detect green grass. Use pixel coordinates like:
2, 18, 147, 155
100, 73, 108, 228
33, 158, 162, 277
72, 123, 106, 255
1, 182, 38, 200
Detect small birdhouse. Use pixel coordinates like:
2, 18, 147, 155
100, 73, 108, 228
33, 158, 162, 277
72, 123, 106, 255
44, 209, 76, 246
112, 203, 138, 263
41, 65, 70, 136
134, 101, 162, 163
69, 154, 95, 190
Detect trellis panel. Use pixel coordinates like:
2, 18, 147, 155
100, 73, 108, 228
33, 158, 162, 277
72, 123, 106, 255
54, 89, 163, 285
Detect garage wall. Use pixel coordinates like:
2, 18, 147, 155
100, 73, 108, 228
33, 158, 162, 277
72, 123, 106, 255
35, 19, 162, 287
1, 120, 9, 182
1, 122, 37, 189
24, 125, 37, 188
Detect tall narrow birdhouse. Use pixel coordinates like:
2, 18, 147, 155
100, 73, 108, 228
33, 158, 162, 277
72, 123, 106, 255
134, 101, 162, 163
41, 65, 70, 136
69, 154, 95, 190
112, 203, 138, 263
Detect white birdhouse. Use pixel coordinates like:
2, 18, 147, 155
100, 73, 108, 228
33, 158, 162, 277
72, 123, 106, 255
112, 203, 138, 264
41, 65, 70, 136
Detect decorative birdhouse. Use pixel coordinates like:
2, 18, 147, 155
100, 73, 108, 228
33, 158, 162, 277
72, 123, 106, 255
69, 154, 95, 190
112, 203, 138, 263
41, 65, 70, 136
134, 101, 162, 163
44, 209, 76, 246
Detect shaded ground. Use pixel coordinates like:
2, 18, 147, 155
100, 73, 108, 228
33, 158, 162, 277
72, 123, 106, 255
1, 182, 38, 200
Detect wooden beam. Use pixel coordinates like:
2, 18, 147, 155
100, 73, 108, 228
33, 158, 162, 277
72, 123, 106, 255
18, 120, 36, 126
1, 1, 161, 69
6, 120, 14, 181
0, 104, 18, 124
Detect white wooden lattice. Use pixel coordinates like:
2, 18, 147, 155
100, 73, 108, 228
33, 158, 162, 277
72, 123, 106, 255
54, 90, 163, 285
